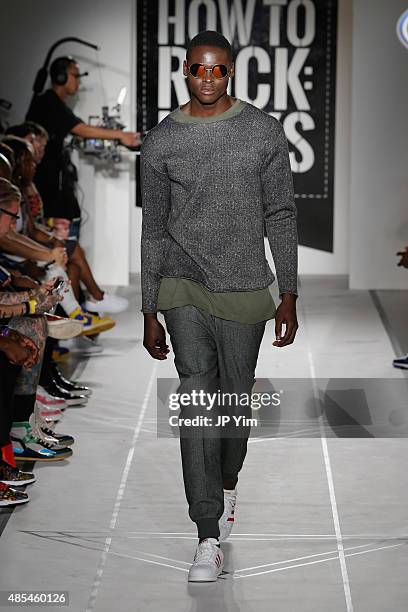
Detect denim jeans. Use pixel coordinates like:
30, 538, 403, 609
163, 305, 266, 539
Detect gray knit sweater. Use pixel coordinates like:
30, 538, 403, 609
140, 99, 298, 313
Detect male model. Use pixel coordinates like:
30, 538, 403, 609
141, 30, 299, 582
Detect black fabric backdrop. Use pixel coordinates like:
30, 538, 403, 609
136, 0, 337, 252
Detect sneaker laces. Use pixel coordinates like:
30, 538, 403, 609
194, 539, 218, 563
23, 426, 57, 450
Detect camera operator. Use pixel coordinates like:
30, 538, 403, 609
26, 56, 141, 236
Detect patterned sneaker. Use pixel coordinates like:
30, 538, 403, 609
188, 538, 224, 582
393, 355, 408, 370
0, 482, 30, 506
0, 460, 36, 486
69, 307, 115, 336
219, 488, 237, 542
11, 422, 73, 462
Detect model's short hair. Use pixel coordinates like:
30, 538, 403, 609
6, 121, 48, 140
0, 177, 21, 207
186, 30, 232, 62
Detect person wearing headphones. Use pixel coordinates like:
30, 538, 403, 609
26, 56, 141, 235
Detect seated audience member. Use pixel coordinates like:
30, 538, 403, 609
0, 140, 115, 336
3, 129, 128, 313
0, 179, 73, 505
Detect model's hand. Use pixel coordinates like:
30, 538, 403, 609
119, 131, 142, 148
143, 314, 170, 360
273, 294, 299, 347
396, 246, 408, 269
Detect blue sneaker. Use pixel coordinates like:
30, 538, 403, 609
11, 423, 73, 462
393, 355, 408, 370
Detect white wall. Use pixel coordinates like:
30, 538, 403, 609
0, 0, 135, 286
349, 0, 408, 290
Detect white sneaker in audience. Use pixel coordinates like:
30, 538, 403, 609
60, 336, 103, 355
84, 293, 129, 314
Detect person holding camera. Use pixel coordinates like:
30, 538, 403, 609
26, 55, 140, 234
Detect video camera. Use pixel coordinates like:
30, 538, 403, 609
72, 87, 141, 163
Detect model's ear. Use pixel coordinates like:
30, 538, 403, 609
183, 60, 188, 77
229, 62, 235, 78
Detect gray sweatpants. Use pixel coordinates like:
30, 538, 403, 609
163, 305, 266, 539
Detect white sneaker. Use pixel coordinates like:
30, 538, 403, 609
60, 336, 103, 355
29, 413, 60, 446
36, 386, 67, 410
84, 293, 129, 314
188, 538, 224, 582
219, 488, 237, 542
35, 399, 64, 424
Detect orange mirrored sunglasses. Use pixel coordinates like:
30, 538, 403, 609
188, 63, 229, 79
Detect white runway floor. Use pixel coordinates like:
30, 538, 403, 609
0, 275, 407, 612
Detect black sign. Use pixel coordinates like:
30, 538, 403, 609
137, 0, 337, 252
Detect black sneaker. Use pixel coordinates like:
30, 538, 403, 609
51, 365, 92, 396
0, 460, 36, 486
41, 427, 74, 447
40, 381, 88, 406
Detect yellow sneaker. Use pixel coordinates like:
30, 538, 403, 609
68, 307, 116, 336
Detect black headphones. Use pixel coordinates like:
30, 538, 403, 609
50, 56, 76, 85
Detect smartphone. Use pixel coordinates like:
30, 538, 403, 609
51, 278, 65, 294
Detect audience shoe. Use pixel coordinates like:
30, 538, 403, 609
51, 364, 92, 396
40, 381, 88, 406
46, 313, 84, 340
28, 412, 74, 448
84, 293, 129, 314
188, 538, 224, 582
35, 400, 64, 424
219, 488, 238, 542
36, 386, 67, 410
29, 412, 74, 448
52, 346, 70, 362
69, 307, 115, 336
60, 336, 103, 355
11, 423, 73, 462
392, 355, 408, 369
0, 460, 36, 486
0, 482, 30, 506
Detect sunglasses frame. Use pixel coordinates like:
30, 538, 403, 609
187, 63, 231, 80
0, 207, 20, 220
